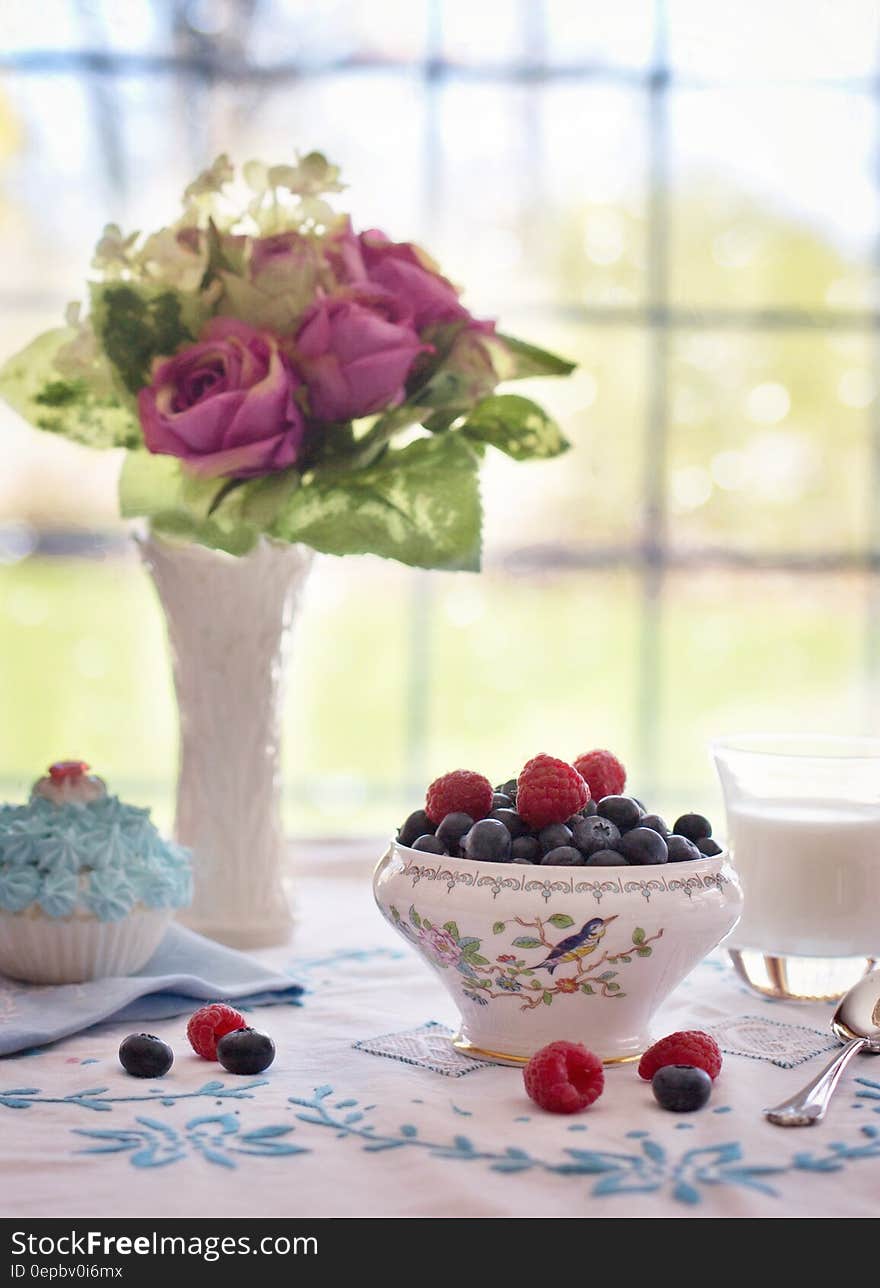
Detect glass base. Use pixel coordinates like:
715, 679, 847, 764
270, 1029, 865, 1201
729, 948, 878, 1002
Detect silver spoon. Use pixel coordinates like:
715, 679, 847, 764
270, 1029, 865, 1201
763, 969, 880, 1127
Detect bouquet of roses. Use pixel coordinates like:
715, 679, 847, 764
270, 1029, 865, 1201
0, 152, 573, 568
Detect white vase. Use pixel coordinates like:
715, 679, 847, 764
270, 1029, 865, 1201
140, 533, 313, 949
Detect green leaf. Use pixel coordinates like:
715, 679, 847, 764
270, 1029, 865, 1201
635, 947, 652, 958
118, 453, 260, 555
580, 983, 595, 994
0, 328, 140, 449
91, 282, 208, 395
461, 394, 570, 461
442, 921, 460, 940
273, 434, 482, 571
492, 921, 505, 935
596, 971, 617, 981
547, 913, 575, 930
541, 990, 553, 1006
469, 954, 490, 967
408, 906, 422, 929
606, 982, 621, 992
511, 936, 543, 949
495, 332, 577, 379
619, 954, 632, 963
632, 927, 646, 944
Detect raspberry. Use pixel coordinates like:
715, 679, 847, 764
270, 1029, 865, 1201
523, 1040, 605, 1114
425, 770, 493, 826
186, 1003, 247, 1061
517, 755, 590, 828
638, 1030, 722, 1082
573, 749, 626, 801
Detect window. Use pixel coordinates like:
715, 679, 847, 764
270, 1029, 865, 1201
1, 0, 878, 834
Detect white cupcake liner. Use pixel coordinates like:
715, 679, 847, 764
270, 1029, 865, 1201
0, 905, 172, 984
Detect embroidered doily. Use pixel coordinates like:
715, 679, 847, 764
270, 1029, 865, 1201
353, 1021, 486, 1077
704, 1014, 837, 1069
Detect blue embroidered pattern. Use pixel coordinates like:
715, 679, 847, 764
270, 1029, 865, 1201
289, 1088, 750, 1203
0, 1079, 268, 1112
288, 1086, 880, 1206
4, 1069, 880, 1198
74, 1113, 304, 1168
855, 1077, 880, 1110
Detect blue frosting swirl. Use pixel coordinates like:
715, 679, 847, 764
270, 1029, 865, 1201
0, 795, 192, 921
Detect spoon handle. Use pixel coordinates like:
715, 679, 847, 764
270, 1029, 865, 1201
762, 1037, 866, 1127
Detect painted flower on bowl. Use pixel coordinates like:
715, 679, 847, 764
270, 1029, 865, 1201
495, 975, 522, 993
555, 977, 580, 994
419, 925, 460, 967
138, 317, 306, 478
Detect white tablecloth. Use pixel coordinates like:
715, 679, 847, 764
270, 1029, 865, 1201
2, 844, 879, 1219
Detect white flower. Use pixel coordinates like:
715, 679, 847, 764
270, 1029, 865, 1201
136, 227, 207, 292
91, 223, 139, 277
183, 153, 234, 202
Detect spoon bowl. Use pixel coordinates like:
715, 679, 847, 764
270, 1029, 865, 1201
764, 968, 880, 1127
831, 969, 880, 1050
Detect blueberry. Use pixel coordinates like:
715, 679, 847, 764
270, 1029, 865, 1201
585, 849, 629, 867
538, 823, 573, 854
495, 779, 518, 803
697, 837, 723, 856
673, 813, 712, 843
619, 826, 668, 866
511, 835, 541, 863
540, 846, 584, 866
436, 812, 473, 853
639, 813, 669, 837
118, 1033, 173, 1079
216, 1027, 276, 1076
582, 799, 598, 817
399, 809, 435, 847
461, 818, 512, 863
571, 815, 621, 857
489, 808, 531, 839
492, 792, 513, 810
667, 835, 702, 863
412, 834, 447, 854
651, 1064, 712, 1113
597, 795, 643, 831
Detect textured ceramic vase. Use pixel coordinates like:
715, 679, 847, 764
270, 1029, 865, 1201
141, 533, 313, 948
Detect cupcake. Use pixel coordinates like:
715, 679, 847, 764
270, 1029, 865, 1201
0, 761, 192, 984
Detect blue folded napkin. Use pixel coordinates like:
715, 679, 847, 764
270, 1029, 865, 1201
0, 924, 303, 1056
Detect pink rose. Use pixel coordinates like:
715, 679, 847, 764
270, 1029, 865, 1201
137, 317, 306, 479
357, 229, 472, 331
294, 294, 428, 422
325, 217, 366, 283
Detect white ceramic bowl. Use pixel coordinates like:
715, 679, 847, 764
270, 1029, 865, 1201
373, 842, 743, 1064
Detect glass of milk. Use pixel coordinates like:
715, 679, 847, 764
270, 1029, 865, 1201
713, 734, 880, 1002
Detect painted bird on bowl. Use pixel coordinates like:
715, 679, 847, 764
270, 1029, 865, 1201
536, 915, 617, 974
